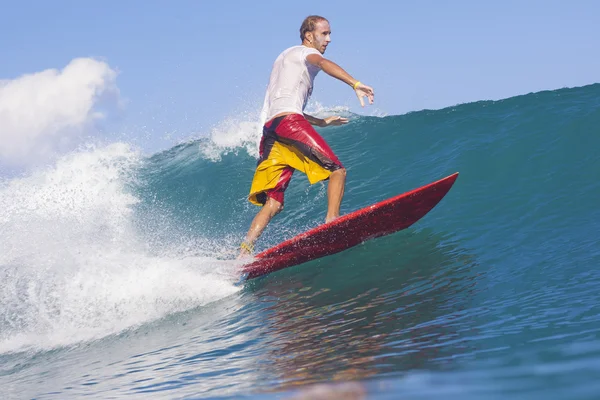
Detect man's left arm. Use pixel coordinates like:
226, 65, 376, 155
303, 113, 325, 127
305, 113, 349, 127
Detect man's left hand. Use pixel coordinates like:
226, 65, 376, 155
322, 116, 349, 126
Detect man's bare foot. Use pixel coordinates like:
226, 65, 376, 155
325, 215, 339, 224
237, 242, 254, 259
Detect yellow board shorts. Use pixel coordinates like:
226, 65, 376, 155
248, 114, 344, 206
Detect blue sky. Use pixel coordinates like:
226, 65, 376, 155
1, 0, 599, 157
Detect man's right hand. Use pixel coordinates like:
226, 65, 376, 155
306, 54, 375, 107
354, 82, 375, 107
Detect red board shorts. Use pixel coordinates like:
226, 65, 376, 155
248, 113, 344, 206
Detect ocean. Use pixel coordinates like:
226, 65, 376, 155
1, 83, 599, 399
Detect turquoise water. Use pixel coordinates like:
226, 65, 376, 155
1, 84, 599, 399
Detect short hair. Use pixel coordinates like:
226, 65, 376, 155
300, 15, 328, 41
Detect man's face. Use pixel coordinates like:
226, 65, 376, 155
310, 20, 331, 54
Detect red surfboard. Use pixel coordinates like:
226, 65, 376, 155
241, 172, 459, 280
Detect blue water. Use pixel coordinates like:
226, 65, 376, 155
1, 84, 599, 399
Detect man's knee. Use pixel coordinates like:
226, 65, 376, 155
266, 198, 283, 216
332, 168, 346, 178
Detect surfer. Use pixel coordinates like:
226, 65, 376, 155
239, 15, 375, 257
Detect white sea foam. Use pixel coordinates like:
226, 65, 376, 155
0, 143, 240, 354
196, 100, 358, 162
199, 114, 263, 161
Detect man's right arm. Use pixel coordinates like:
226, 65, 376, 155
307, 54, 357, 87
306, 54, 375, 107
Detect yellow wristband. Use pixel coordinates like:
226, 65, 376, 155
240, 241, 254, 253
353, 81, 361, 90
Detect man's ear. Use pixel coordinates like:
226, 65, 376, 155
305, 31, 313, 43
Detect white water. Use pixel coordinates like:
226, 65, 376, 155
196, 101, 356, 162
0, 143, 240, 354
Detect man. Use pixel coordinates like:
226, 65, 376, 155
239, 15, 375, 257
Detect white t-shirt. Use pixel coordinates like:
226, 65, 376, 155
259, 45, 322, 126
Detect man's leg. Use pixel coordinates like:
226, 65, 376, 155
239, 197, 283, 257
326, 168, 346, 223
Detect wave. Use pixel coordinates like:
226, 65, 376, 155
1, 83, 599, 355
0, 143, 241, 354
